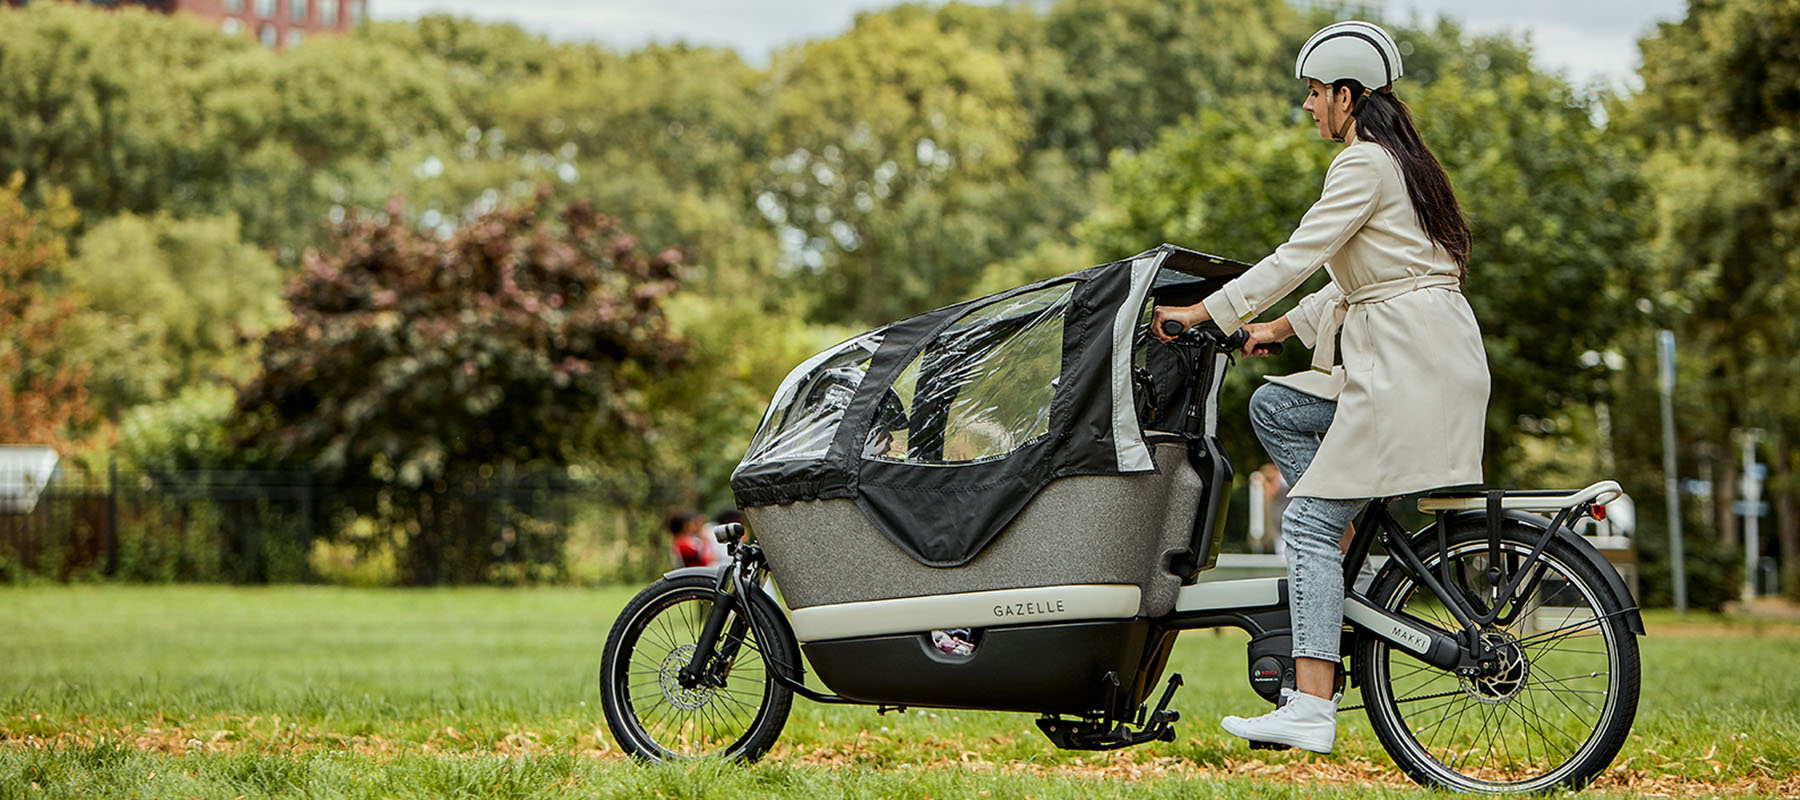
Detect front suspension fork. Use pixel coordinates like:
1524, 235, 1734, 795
678, 534, 763, 690
677, 567, 742, 689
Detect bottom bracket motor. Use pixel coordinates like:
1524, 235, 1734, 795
1246, 631, 1296, 703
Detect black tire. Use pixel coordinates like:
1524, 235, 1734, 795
599, 574, 798, 762
1353, 520, 1640, 793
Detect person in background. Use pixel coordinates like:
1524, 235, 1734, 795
704, 508, 745, 564
667, 509, 714, 568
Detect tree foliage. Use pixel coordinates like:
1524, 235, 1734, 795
1035, 0, 1303, 169
236, 189, 684, 582
59, 212, 286, 418
0, 7, 255, 227
1623, 0, 1800, 603
0, 174, 91, 451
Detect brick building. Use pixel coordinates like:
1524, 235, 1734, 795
2, 0, 369, 49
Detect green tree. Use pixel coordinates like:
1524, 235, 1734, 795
116, 385, 238, 472
0, 6, 463, 254
58, 213, 286, 419
0, 6, 254, 227
495, 43, 784, 303
759, 10, 1086, 324
236, 189, 685, 584
1035, 0, 1302, 170
1624, 0, 1800, 602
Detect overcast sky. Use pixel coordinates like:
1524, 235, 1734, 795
372, 0, 1689, 89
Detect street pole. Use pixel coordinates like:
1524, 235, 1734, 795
1738, 429, 1763, 606
1658, 330, 1687, 613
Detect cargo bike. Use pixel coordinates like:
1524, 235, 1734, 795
599, 245, 1643, 793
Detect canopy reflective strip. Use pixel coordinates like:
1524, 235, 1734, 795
787, 584, 1143, 642
1110, 252, 1162, 472
1205, 352, 1228, 437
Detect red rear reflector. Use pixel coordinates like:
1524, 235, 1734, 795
1592, 504, 1607, 520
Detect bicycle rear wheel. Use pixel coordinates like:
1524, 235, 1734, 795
599, 574, 797, 761
1353, 521, 1640, 793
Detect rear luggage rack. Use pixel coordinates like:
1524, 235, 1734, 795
1418, 480, 1623, 513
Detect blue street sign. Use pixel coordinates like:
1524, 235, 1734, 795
1732, 500, 1769, 518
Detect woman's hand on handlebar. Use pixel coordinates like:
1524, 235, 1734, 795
1151, 303, 1212, 342
1239, 317, 1295, 357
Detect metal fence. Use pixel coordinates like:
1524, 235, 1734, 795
0, 465, 686, 585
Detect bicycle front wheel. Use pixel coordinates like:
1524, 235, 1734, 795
599, 574, 797, 761
1353, 521, 1640, 793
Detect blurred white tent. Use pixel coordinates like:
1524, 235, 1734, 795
0, 446, 60, 514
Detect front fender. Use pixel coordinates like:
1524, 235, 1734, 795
1418, 510, 1646, 636
661, 564, 784, 607
661, 564, 729, 583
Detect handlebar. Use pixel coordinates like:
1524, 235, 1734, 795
1158, 320, 1284, 356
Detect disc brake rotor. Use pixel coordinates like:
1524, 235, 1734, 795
658, 643, 716, 711
1461, 629, 1529, 705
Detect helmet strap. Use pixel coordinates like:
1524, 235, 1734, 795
1329, 87, 1373, 143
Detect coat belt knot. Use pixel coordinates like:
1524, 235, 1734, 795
1311, 273, 1462, 373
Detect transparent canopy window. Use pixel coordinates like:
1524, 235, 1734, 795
869, 283, 1073, 464
743, 332, 884, 464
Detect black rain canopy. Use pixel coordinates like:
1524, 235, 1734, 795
730, 245, 1248, 567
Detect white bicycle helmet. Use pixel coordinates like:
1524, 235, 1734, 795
1295, 20, 1403, 91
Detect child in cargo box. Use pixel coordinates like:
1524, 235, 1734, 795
1152, 21, 1489, 755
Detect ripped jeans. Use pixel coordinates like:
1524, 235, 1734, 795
1248, 382, 1368, 663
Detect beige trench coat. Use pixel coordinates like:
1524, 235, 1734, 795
1199, 141, 1490, 499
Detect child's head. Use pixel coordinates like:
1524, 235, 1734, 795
665, 509, 699, 537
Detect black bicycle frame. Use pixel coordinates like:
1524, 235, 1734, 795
1341, 497, 1596, 669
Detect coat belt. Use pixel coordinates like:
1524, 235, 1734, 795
1311, 273, 1461, 373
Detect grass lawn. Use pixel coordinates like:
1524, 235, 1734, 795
1, 585, 1796, 798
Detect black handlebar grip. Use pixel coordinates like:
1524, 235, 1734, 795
1157, 319, 1283, 355
1225, 328, 1288, 356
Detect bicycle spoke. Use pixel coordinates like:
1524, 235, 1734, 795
1529, 670, 1609, 690
1514, 693, 1584, 751
1515, 616, 1604, 649
1410, 691, 1473, 740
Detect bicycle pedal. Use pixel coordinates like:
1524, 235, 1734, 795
1247, 740, 1293, 751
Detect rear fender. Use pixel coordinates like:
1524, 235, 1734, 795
1412, 510, 1645, 636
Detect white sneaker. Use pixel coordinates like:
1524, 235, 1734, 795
1220, 688, 1338, 754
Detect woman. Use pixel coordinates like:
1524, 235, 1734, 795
1152, 20, 1489, 755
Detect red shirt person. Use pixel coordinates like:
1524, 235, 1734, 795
666, 510, 715, 568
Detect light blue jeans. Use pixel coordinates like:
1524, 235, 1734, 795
1248, 382, 1368, 663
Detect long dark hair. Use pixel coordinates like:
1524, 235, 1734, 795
1334, 80, 1471, 283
